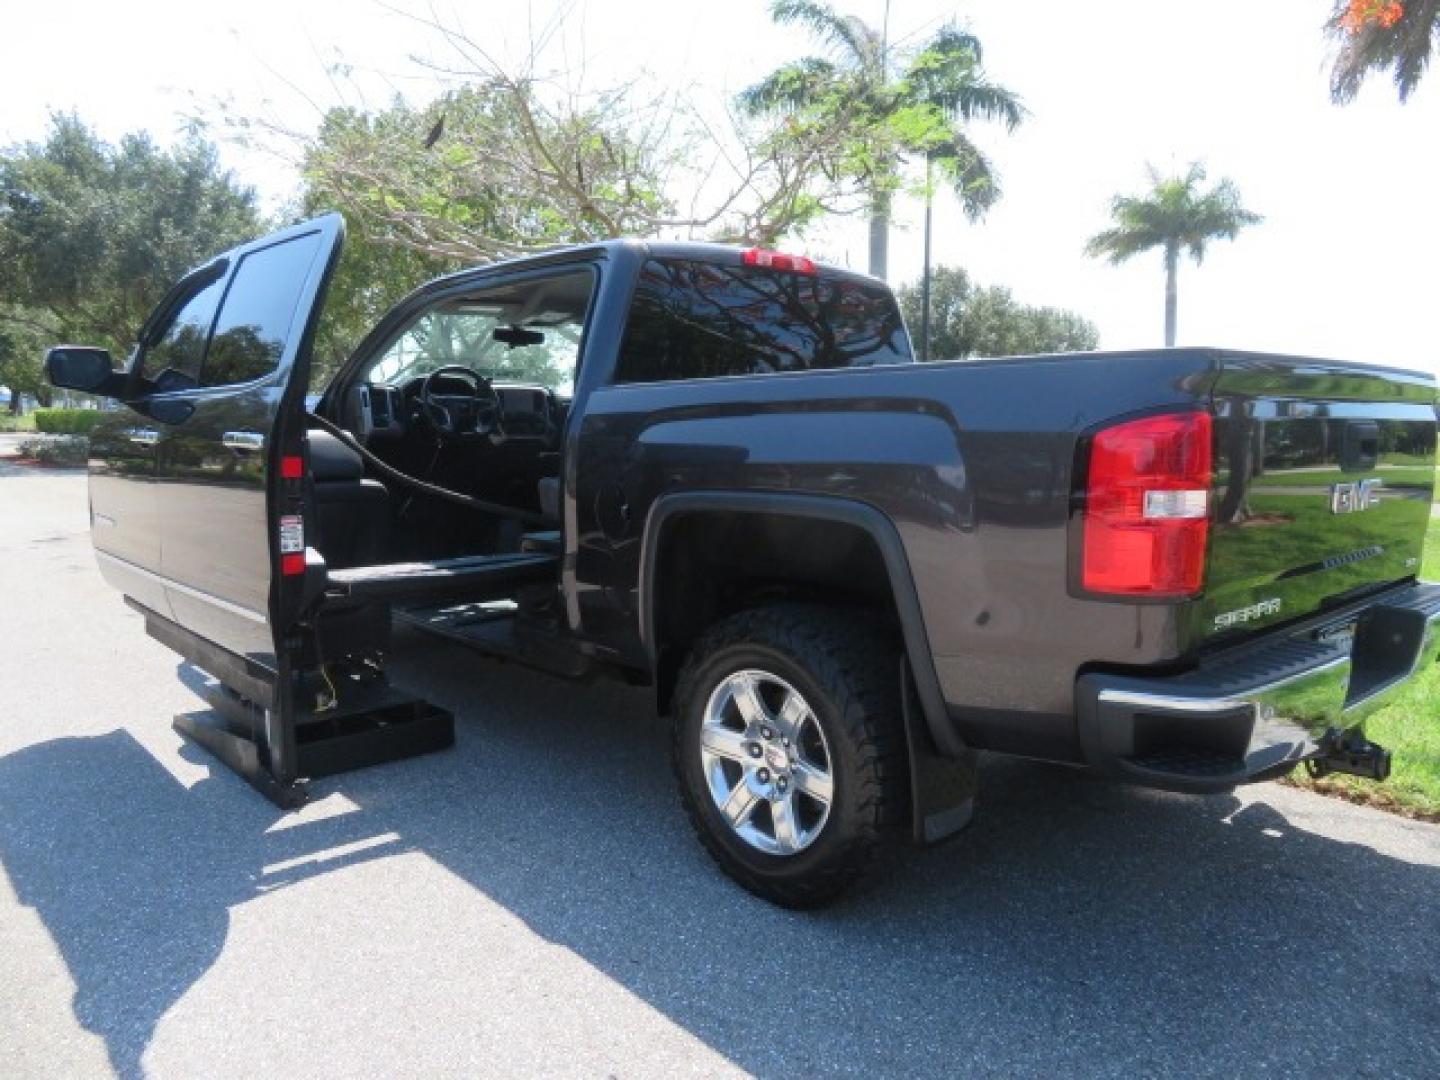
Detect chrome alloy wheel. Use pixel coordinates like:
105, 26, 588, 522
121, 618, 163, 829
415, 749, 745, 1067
698, 669, 834, 856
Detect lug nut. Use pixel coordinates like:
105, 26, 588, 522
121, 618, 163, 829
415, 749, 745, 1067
761, 726, 774, 741
748, 743, 763, 758
757, 767, 771, 783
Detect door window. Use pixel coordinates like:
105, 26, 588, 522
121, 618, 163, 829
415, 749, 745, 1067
201, 233, 324, 387
137, 272, 226, 392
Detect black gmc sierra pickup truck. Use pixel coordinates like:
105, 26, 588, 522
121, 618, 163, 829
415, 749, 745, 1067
49, 213, 1439, 905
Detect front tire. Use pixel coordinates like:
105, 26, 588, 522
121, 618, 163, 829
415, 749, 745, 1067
671, 604, 907, 907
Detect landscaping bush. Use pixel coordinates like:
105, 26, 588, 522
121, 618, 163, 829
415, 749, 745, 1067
17, 434, 90, 466
33, 408, 103, 435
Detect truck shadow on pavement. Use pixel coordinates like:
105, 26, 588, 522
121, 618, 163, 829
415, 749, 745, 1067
2, 625, 1438, 1076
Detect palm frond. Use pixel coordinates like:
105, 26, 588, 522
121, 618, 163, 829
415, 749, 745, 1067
739, 57, 839, 116
1327, 0, 1440, 104
1085, 164, 1260, 267
904, 25, 1025, 131
929, 126, 999, 220
770, 0, 877, 67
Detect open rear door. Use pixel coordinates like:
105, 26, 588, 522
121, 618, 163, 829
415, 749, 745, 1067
149, 214, 344, 665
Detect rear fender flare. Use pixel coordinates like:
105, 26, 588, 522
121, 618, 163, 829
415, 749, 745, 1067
637, 491, 964, 759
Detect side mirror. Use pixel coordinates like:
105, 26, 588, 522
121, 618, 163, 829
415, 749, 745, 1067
46, 346, 120, 395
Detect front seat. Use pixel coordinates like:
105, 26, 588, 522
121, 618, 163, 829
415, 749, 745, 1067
522, 476, 562, 555
308, 429, 391, 568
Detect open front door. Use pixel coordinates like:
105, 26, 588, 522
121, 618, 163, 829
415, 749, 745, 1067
147, 215, 344, 665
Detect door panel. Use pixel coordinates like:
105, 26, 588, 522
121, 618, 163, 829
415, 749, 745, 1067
87, 404, 167, 615
87, 264, 232, 616
150, 217, 343, 662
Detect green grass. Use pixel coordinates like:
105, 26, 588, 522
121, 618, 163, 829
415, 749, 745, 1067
1295, 517, 1440, 819
0, 413, 37, 432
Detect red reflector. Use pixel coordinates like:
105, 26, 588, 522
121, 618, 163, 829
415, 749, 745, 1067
281, 553, 306, 577
1081, 411, 1213, 597
742, 248, 817, 274
280, 455, 304, 480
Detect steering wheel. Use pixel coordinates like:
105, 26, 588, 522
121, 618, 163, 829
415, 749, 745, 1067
419, 365, 501, 441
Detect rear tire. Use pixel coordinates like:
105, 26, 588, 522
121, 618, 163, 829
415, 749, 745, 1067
671, 604, 908, 907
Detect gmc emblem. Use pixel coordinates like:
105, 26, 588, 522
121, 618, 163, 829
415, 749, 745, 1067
1330, 478, 1383, 514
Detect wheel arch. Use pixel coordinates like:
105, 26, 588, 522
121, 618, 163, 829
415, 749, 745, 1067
637, 491, 963, 759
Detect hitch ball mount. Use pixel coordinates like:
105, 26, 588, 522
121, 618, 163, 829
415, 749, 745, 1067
1305, 728, 1393, 783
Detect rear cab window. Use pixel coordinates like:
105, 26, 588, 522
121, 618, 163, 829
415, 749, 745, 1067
616, 257, 912, 384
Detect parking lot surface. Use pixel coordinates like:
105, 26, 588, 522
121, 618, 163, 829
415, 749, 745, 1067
2, 464, 1439, 1078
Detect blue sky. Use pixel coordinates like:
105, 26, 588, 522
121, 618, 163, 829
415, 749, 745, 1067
3, 0, 1437, 374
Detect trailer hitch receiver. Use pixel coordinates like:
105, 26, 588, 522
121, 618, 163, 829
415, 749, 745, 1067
1306, 728, 1392, 782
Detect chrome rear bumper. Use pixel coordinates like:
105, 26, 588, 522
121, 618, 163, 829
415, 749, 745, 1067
1075, 581, 1440, 793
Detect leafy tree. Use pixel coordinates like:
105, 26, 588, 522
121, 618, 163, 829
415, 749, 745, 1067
0, 114, 263, 359
896, 266, 1098, 360
0, 313, 53, 413
741, 0, 1024, 280
1327, 0, 1439, 103
1084, 164, 1261, 348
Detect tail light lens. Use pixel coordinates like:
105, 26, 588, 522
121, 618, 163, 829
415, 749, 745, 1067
1081, 411, 1213, 598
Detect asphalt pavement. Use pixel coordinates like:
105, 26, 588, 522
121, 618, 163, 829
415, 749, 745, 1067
2, 464, 1439, 1079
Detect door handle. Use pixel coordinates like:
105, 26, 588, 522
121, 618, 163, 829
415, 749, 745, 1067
123, 428, 159, 447
222, 431, 265, 452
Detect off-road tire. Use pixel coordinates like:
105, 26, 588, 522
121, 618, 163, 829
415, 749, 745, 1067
671, 603, 908, 907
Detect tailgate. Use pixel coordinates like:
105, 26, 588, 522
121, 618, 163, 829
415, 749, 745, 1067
1190, 354, 1437, 650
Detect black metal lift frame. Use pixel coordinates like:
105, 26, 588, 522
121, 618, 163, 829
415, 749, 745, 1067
131, 597, 454, 808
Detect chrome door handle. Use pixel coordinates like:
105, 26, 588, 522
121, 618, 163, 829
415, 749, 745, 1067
123, 428, 159, 447
221, 431, 265, 451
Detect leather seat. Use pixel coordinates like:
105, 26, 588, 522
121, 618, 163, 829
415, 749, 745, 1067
309, 429, 390, 568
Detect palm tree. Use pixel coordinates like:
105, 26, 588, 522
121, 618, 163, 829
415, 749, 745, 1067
1327, 0, 1439, 103
1084, 165, 1262, 348
741, 0, 1023, 281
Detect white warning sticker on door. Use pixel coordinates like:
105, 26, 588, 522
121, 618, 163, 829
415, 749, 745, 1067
279, 515, 304, 554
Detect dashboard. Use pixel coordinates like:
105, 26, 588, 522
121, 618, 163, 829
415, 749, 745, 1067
354, 381, 561, 442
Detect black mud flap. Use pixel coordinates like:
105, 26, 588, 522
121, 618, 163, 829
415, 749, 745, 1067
901, 661, 979, 844
131, 598, 454, 808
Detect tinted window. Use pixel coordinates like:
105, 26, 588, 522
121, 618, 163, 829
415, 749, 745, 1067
139, 272, 225, 391
616, 258, 912, 384
201, 233, 323, 387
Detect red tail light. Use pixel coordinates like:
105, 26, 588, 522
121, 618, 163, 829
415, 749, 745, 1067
1081, 411, 1213, 598
742, 248, 817, 274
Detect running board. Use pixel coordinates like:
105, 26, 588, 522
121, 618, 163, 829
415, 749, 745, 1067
325, 552, 557, 605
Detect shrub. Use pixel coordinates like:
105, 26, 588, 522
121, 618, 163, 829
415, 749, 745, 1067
33, 408, 103, 435
17, 434, 90, 466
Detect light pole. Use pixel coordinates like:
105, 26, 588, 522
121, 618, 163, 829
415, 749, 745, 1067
919, 152, 933, 363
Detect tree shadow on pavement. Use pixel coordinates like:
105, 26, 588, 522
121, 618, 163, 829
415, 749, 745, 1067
2, 629, 1438, 1076
0, 730, 400, 1078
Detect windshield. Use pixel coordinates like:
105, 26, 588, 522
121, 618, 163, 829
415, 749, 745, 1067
367, 268, 593, 396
